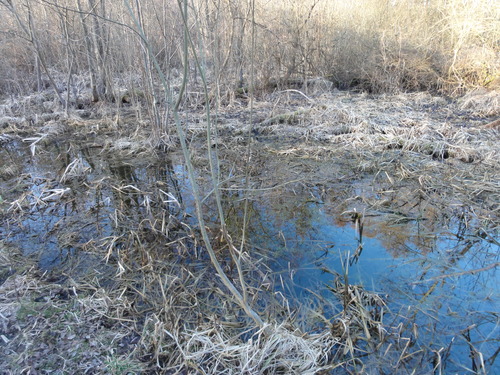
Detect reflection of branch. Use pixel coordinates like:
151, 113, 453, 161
411, 262, 499, 284
349, 244, 363, 266
462, 327, 486, 374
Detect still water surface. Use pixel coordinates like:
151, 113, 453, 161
1, 138, 498, 373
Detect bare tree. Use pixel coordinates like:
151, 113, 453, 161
75, 0, 113, 102
1, 0, 66, 106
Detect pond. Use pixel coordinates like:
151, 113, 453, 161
0, 135, 498, 373
246, 191, 498, 372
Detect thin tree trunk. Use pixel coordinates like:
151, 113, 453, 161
76, 0, 99, 102
134, 0, 162, 142
35, 53, 43, 92
24, 1, 65, 107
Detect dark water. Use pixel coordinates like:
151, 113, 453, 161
1, 137, 498, 373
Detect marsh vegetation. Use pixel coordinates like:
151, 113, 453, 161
0, 1, 499, 374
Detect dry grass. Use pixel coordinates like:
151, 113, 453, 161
1, 58, 498, 373
2, 240, 418, 374
174, 323, 336, 374
0, 236, 340, 374
0, 265, 147, 374
0, 127, 439, 374
212, 88, 499, 171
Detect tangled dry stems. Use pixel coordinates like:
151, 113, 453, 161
0, 174, 413, 374
1, 86, 498, 373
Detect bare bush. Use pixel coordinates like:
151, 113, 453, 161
0, 0, 497, 100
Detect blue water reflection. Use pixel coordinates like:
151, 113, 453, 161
244, 196, 498, 373
1, 139, 497, 373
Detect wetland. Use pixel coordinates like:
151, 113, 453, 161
1, 88, 499, 374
